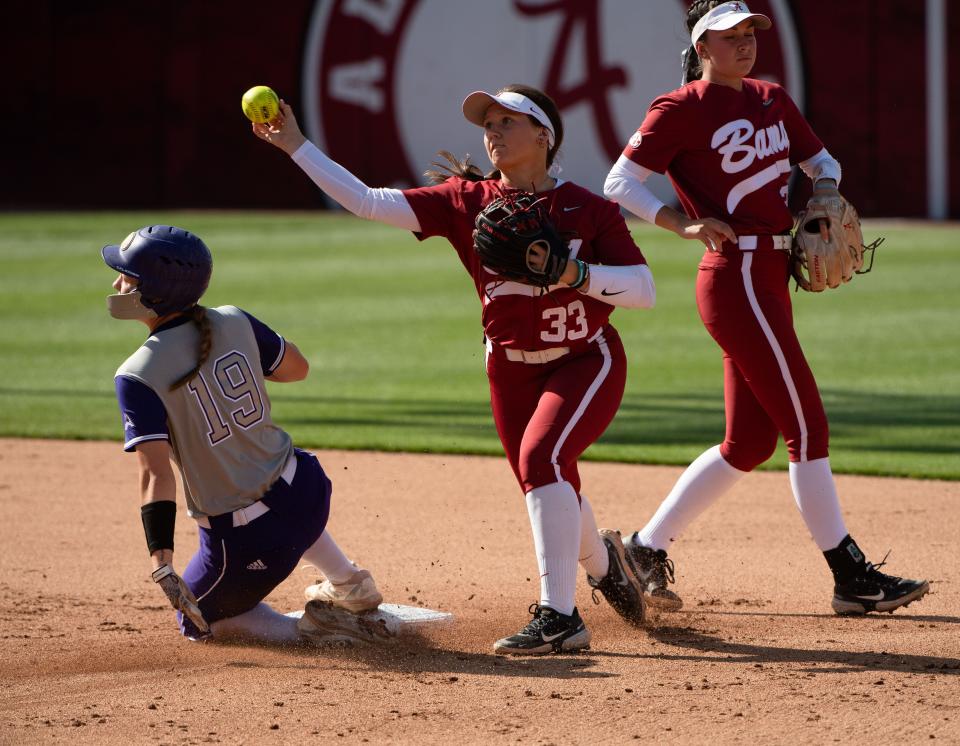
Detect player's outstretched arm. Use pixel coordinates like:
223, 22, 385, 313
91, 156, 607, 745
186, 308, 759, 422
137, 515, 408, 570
250, 101, 421, 232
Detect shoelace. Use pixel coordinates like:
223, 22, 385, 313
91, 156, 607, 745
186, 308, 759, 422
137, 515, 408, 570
863, 550, 893, 579
521, 602, 548, 632
658, 554, 676, 585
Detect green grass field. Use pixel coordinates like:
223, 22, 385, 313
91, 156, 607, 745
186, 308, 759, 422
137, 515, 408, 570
1, 212, 957, 479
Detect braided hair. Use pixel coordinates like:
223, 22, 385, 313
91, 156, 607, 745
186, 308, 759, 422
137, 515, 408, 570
682, 0, 724, 84
169, 305, 213, 391
424, 84, 564, 185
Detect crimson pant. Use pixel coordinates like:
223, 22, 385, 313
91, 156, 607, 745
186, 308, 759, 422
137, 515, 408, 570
696, 248, 829, 470
487, 325, 626, 493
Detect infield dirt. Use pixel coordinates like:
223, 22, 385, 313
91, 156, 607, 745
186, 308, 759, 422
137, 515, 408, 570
1, 438, 957, 744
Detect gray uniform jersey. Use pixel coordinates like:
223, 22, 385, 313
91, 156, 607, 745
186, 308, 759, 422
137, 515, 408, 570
116, 305, 293, 517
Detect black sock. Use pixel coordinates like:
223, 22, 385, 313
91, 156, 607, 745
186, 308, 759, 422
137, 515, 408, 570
823, 535, 867, 584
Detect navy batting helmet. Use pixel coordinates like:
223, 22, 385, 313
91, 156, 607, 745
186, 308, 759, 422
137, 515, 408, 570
102, 225, 213, 317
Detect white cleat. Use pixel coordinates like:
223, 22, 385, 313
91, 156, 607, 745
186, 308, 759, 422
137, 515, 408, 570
305, 568, 384, 614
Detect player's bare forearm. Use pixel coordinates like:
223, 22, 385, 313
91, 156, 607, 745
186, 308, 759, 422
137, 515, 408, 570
136, 443, 178, 506
653, 204, 688, 235
655, 205, 736, 251
150, 548, 174, 571
135, 442, 178, 571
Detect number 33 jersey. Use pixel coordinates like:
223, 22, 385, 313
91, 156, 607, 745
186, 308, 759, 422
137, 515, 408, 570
403, 177, 647, 351
114, 306, 293, 516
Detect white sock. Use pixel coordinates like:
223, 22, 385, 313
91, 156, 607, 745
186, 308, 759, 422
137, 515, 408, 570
300, 531, 357, 584
210, 602, 300, 645
637, 445, 745, 551
525, 482, 581, 616
789, 457, 849, 550
578, 494, 609, 580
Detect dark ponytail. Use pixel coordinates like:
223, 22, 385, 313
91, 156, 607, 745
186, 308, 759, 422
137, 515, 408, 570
683, 0, 724, 83
681, 45, 700, 85
425, 84, 564, 185
169, 305, 213, 391
424, 151, 490, 185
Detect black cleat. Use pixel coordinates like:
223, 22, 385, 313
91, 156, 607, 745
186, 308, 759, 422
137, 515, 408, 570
493, 604, 591, 655
832, 554, 930, 615
623, 533, 683, 612
587, 529, 646, 626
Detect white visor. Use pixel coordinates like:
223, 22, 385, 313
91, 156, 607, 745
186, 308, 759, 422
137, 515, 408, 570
462, 90, 556, 148
691, 1, 771, 45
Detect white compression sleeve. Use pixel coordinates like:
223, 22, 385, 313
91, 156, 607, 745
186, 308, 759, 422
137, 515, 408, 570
579, 263, 655, 309
603, 155, 666, 224
525, 482, 581, 616
209, 602, 301, 645
290, 141, 421, 231
798, 147, 842, 186
788, 458, 849, 551
301, 530, 356, 584
637, 445, 745, 551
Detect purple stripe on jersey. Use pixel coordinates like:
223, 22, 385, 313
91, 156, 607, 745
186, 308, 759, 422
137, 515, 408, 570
241, 310, 285, 375
115, 375, 169, 452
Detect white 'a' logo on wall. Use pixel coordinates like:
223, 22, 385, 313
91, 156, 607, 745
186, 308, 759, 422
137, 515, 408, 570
302, 0, 802, 202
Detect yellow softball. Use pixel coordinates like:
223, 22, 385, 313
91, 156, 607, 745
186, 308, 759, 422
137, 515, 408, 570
241, 85, 280, 124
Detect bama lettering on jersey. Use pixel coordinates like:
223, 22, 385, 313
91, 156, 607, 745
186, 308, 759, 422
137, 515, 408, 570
403, 177, 646, 350
623, 79, 823, 235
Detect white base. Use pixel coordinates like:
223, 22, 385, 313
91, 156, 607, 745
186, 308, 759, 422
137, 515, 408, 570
287, 603, 453, 636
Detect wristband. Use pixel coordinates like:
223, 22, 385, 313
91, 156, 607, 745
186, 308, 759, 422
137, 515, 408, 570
575, 262, 591, 294
568, 260, 588, 290
141, 500, 176, 555
151, 563, 176, 583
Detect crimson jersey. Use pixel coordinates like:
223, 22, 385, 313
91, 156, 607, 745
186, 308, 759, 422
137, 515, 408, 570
623, 79, 823, 235
403, 177, 646, 350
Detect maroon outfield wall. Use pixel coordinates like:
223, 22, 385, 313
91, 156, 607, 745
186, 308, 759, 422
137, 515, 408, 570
7, 0, 958, 217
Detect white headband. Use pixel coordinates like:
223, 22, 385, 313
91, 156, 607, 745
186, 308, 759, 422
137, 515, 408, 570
462, 90, 556, 148
691, 1, 771, 46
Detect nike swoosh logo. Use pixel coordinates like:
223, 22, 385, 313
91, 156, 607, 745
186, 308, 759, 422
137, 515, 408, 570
762, 99, 774, 107
853, 591, 886, 601
541, 630, 568, 642
601, 289, 626, 296
563, 206, 581, 211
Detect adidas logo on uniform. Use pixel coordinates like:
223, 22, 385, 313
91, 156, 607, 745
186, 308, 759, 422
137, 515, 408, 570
246, 559, 268, 570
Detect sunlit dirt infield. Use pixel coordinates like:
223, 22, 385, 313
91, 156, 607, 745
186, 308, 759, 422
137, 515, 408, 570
1, 438, 957, 744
